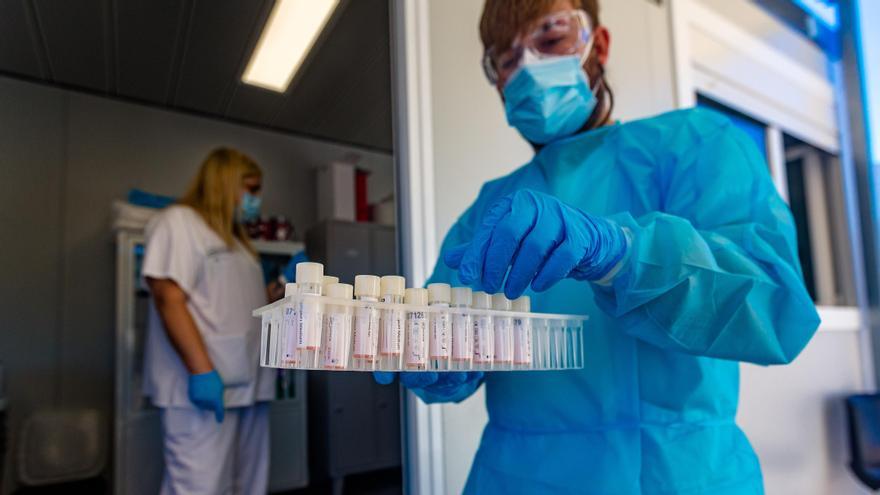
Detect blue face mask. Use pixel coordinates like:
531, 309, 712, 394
503, 55, 597, 144
239, 192, 262, 222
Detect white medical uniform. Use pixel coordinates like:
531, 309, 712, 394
142, 205, 275, 495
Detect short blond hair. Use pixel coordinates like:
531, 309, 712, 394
178, 147, 261, 255
479, 0, 600, 53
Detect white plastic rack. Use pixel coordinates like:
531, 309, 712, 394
253, 293, 587, 372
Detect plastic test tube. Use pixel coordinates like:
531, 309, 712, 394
472, 291, 495, 370
295, 263, 324, 368
322, 282, 354, 369
450, 287, 473, 371
264, 283, 294, 367
318, 275, 341, 367
353, 275, 381, 370
492, 293, 514, 370
262, 283, 289, 368
260, 309, 271, 367
379, 276, 406, 370
404, 288, 429, 370
280, 282, 300, 367
321, 276, 340, 294
427, 283, 451, 371
512, 296, 533, 369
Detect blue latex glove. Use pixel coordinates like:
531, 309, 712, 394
374, 371, 485, 404
281, 250, 309, 284
188, 370, 225, 422
445, 189, 627, 299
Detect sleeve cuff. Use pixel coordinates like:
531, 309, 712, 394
593, 227, 632, 287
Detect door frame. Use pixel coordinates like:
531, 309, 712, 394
390, 1, 446, 494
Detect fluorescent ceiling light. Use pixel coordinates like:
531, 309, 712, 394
242, 0, 340, 92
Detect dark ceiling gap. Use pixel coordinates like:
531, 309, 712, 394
267, 0, 352, 126
105, 0, 117, 94
352, 46, 391, 142
266, 79, 288, 125
314, 38, 385, 132
165, 0, 195, 106
220, 0, 274, 118
223, 78, 242, 119
0, 0, 392, 151
0, 69, 391, 154
25, 0, 54, 81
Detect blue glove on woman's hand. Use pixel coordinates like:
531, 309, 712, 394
374, 371, 485, 404
445, 189, 627, 299
188, 370, 225, 423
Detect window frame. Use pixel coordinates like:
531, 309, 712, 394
671, 0, 863, 335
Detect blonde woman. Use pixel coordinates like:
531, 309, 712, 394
143, 147, 275, 495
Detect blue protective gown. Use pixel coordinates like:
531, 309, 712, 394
426, 108, 820, 495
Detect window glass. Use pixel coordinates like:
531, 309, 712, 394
784, 134, 856, 306
697, 94, 768, 161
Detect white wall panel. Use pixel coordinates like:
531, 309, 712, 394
687, 0, 839, 151
739, 330, 869, 494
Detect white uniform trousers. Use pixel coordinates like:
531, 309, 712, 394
160, 402, 270, 495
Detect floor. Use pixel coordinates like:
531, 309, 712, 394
279, 467, 402, 495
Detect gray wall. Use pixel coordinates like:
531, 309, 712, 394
0, 75, 392, 491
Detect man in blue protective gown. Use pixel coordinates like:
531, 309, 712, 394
376, 0, 821, 493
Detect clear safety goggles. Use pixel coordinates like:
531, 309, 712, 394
482, 9, 593, 87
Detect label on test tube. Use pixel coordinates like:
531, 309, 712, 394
473, 314, 494, 364
405, 310, 428, 367
296, 299, 322, 351
430, 312, 450, 359
380, 309, 405, 356
282, 305, 299, 365
451, 312, 471, 361
320, 312, 331, 365
353, 307, 380, 360
323, 312, 351, 369
494, 316, 513, 363
513, 317, 533, 365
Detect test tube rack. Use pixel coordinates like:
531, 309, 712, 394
252, 293, 587, 372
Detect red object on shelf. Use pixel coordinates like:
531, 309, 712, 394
355, 169, 372, 222
275, 216, 293, 241
257, 217, 272, 240
246, 220, 261, 239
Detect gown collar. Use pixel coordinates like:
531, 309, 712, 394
533, 121, 621, 181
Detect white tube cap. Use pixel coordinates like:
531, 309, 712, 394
326, 282, 353, 300
472, 291, 492, 310
322, 276, 340, 286
512, 295, 531, 312
284, 283, 298, 297
427, 283, 451, 304
405, 288, 428, 306
451, 287, 473, 306
354, 275, 381, 298
380, 275, 406, 297
491, 293, 511, 311
295, 262, 324, 284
